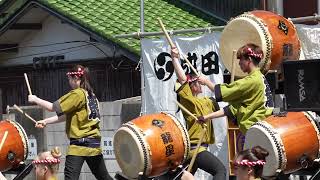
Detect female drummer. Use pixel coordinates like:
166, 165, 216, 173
198, 43, 274, 134
33, 147, 62, 180
233, 146, 269, 180
28, 65, 113, 180
171, 47, 226, 179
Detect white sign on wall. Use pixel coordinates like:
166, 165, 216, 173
101, 137, 115, 159
27, 138, 37, 160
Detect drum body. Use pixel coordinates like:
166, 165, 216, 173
114, 113, 190, 179
245, 112, 320, 177
220, 10, 301, 77
0, 120, 29, 171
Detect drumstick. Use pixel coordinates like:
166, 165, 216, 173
181, 53, 200, 77
173, 165, 189, 180
230, 50, 237, 83
174, 97, 207, 172
187, 124, 207, 172
0, 131, 8, 151
24, 73, 32, 95
157, 18, 175, 48
13, 104, 37, 124
174, 100, 198, 121
157, 18, 199, 77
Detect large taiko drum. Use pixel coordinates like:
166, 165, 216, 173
220, 10, 301, 77
113, 113, 190, 179
245, 112, 320, 177
0, 120, 29, 171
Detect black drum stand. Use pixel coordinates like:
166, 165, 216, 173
2, 163, 33, 180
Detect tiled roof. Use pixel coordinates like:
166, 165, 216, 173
0, 0, 27, 24
0, 0, 225, 55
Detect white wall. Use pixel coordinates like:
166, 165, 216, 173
0, 13, 118, 67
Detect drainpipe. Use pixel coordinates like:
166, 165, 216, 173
140, 0, 146, 115
318, 0, 320, 15
277, 0, 283, 16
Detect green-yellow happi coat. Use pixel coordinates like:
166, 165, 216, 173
53, 88, 101, 156
215, 68, 274, 133
176, 82, 220, 148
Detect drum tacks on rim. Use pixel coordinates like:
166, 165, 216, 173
220, 10, 301, 77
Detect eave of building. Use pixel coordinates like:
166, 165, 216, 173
0, 0, 226, 63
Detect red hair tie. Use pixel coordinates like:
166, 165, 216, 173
246, 47, 263, 59
66, 67, 84, 77
32, 157, 61, 165
186, 74, 199, 83
235, 159, 265, 167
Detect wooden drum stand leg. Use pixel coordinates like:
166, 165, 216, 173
227, 50, 241, 176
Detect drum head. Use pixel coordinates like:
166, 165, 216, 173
9, 120, 29, 160
220, 15, 270, 77
114, 126, 148, 179
245, 122, 285, 177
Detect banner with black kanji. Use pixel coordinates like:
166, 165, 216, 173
141, 32, 229, 179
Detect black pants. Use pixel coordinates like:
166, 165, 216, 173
188, 150, 226, 180
64, 154, 113, 180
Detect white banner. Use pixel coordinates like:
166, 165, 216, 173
141, 32, 229, 179
296, 24, 320, 59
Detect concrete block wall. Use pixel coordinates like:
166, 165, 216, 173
1, 96, 141, 180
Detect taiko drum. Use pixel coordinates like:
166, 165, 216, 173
245, 112, 320, 177
0, 120, 29, 171
220, 10, 301, 77
113, 113, 190, 178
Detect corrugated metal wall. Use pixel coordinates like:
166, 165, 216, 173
0, 58, 141, 112
182, 0, 264, 20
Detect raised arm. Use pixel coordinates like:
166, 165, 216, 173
198, 75, 216, 92
171, 46, 187, 84
28, 95, 54, 112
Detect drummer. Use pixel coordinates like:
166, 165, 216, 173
28, 65, 113, 180
197, 43, 274, 134
33, 147, 62, 180
171, 46, 226, 178
179, 146, 269, 180
233, 146, 269, 180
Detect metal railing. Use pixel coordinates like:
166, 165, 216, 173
114, 14, 320, 39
